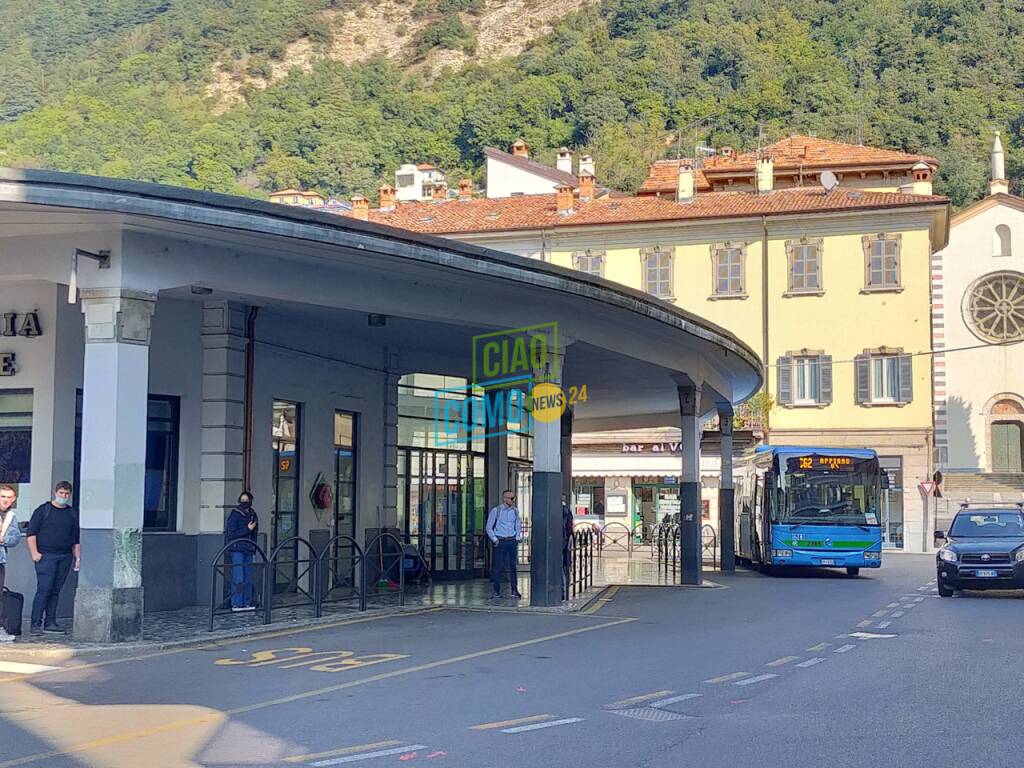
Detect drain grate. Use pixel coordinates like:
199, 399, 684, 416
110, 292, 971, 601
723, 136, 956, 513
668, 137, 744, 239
609, 707, 690, 722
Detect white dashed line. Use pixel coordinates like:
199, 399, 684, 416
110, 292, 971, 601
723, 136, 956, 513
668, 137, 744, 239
796, 657, 826, 668
834, 644, 856, 653
0, 661, 60, 675
704, 672, 751, 684
807, 642, 832, 652
891, 611, 905, 618
912, 597, 925, 602
877, 621, 891, 628
886, 602, 900, 608
856, 620, 873, 628
501, 718, 584, 734
650, 693, 702, 708
311, 746, 429, 766
734, 673, 778, 686
766, 656, 801, 667
872, 610, 889, 618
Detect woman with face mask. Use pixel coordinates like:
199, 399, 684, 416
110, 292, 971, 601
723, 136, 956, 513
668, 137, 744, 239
224, 491, 258, 612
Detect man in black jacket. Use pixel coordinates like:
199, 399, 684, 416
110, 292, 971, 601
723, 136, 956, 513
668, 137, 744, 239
225, 491, 258, 612
26, 481, 79, 635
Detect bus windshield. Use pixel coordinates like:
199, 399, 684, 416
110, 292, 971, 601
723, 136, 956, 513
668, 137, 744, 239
776, 456, 880, 527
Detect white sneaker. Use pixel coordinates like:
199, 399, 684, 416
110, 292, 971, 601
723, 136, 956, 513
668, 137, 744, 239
0, 632, 15, 642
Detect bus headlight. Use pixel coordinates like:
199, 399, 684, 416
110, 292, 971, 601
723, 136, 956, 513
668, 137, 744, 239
772, 549, 792, 558
939, 548, 958, 563
863, 551, 881, 561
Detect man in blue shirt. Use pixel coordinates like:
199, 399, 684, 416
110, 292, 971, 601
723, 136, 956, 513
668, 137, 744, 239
486, 490, 522, 600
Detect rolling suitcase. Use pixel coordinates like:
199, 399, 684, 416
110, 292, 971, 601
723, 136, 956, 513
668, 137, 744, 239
3, 587, 23, 636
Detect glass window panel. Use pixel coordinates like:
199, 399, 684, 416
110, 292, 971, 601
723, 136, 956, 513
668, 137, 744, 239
0, 391, 32, 415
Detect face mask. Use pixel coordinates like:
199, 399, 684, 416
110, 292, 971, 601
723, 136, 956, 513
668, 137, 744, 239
53, 497, 70, 508
239, 500, 251, 509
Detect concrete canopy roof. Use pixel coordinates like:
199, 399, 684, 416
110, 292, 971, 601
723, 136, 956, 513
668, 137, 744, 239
0, 167, 762, 428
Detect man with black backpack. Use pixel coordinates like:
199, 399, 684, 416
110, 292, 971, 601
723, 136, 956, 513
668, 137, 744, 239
0, 484, 23, 641
26, 481, 79, 635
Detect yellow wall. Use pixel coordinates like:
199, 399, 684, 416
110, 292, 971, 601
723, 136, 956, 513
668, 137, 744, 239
543, 221, 934, 432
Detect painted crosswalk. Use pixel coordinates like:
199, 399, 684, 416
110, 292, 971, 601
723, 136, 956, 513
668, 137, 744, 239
795, 657, 826, 668
704, 671, 750, 684
734, 673, 778, 686
500, 718, 583, 733
0, 660, 60, 676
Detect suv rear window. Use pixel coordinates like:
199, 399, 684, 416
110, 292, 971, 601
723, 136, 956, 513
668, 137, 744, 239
950, 511, 1024, 537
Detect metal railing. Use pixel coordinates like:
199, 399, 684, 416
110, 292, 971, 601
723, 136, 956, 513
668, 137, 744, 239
268, 536, 319, 620
209, 538, 271, 631
598, 522, 633, 556
701, 524, 718, 570
316, 534, 365, 612
566, 528, 595, 599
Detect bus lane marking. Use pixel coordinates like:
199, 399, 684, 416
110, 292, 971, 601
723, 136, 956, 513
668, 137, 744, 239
501, 718, 584, 733
471, 715, 554, 731
807, 642, 831, 652
796, 658, 825, 668
765, 656, 800, 667
213, 647, 409, 673
704, 672, 750, 684
734, 674, 777, 686
606, 690, 674, 709
284, 742, 403, 763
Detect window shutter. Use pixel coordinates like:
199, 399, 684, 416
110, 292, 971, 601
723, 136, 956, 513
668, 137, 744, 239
854, 355, 870, 404
898, 354, 913, 403
818, 355, 832, 405
777, 355, 793, 406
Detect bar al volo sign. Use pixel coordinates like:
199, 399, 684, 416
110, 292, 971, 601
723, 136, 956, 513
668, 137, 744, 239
0, 311, 43, 376
621, 442, 682, 454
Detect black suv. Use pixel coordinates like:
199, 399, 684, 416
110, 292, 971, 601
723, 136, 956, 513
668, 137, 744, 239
935, 503, 1024, 597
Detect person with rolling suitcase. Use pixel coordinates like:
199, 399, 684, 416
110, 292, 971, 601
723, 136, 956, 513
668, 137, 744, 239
0, 484, 24, 641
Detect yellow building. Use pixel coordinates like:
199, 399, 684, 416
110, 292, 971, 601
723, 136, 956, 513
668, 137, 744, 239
269, 188, 326, 207
350, 136, 951, 552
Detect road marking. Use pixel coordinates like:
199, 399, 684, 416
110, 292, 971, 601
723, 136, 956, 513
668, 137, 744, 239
871, 610, 889, 618
610, 707, 689, 722
284, 742, 403, 763
471, 715, 554, 730
834, 644, 856, 653
891, 611, 905, 618
912, 597, 925, 602
606, 690, 674, 709
734, 673, 777, 686
582, 585, 620, 615
856, 620, 873, 628
886, 602, 900, 608
766, 656, 800, 667
849, 632, 896, 640
311, 745, 429, 766
704, 672, 750, 684
649, 693, 702, 708
0, 617, 636, 768
795, 657, 825, 668
214, 648, 409, 673
877, 621, 891, 629
902, 604, 917, 610
807, 642, 831, 652
0, 661, 60, 676
501, 718, 583, 733
918, 586, 929, 591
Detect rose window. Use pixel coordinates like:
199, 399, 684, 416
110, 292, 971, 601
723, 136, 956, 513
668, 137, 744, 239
966, 271, 1024, 342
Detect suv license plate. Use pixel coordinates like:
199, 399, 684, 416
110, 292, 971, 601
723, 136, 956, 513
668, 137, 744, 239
976, 569, 997, 578
819, 559, 836, 566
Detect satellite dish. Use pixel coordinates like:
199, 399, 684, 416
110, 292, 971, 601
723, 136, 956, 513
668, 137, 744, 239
820, 170, 839, 192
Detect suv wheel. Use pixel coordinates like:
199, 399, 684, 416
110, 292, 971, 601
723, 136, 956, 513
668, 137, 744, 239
938, 581, 954, 597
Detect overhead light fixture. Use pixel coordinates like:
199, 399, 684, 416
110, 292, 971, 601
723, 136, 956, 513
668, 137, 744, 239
190, 285, 213, 295
367, 314, 387, 327
68, 248, 111, 304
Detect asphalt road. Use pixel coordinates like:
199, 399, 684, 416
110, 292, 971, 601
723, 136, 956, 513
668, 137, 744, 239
0, 554, 1020, 768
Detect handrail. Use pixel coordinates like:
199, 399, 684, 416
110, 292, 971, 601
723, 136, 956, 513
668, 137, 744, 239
209, 537, 271, 631
268, 535, 320, 622
701, 524, 718, 570
316, 534, 365, 612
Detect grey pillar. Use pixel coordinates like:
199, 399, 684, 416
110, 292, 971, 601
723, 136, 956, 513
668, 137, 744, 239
381, 366, 400, 532
485, 393, 509, 512
530, 350, 565, 607
73, 289, 156, 642
560, 408, 573, 503
717, 405, 736, 572
678, 384, 702, 586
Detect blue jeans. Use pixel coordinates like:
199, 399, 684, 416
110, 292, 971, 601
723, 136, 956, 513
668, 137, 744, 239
230, 550, 255, 608
32, 552, 73, 628
491, 538, 518, 595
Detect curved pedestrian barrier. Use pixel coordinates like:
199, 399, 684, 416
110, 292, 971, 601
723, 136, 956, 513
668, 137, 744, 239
316, 534, 365, 612
209, 538, 271, 631
268, 536, 320, 621
598, 522, 633, 556
363, 530, 407, 608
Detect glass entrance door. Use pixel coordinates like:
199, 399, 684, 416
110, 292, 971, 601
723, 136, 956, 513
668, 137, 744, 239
880, 456, 904, 549
271, 400, 300, 592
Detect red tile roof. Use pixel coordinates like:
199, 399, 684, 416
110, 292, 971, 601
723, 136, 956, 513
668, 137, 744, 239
355, 187, 947, 235
638, 135, 939, 195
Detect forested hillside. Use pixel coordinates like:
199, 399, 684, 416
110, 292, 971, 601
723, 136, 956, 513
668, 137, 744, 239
0, 0, 1021, 207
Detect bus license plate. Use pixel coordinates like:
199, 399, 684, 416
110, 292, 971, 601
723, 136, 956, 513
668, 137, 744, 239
819, 559, 836, 566
976, 569, 997, 577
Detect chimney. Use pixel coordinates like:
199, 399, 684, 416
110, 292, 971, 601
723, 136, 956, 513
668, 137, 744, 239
579, 155, 595, 177
755, 156, 774, 194
555, 184, 574, 215
676, 162, 695, 203
578, 172, 595, 202
511, 139, 529, 159
556, 147, 573, 175
379, 184, 396, 211
911, 161, 933, 195
458, 178, 474, 200
431, 183, 448, 201
351, 195, 369, 221
720, 146, 734, 158
991, 131, 1009, 196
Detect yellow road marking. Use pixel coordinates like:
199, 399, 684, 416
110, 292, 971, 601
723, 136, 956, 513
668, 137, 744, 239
470, 715, 554, 730
0, 616, 637, 767
766, 656, 800, 667
582, 585, 621, 614
606, 690, 674, 709
283, 740, 403, 762
704, 672, 750, 684
0, 607, 444, 685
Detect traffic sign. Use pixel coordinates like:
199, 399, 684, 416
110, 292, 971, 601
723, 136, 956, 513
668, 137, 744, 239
918, 481, 936, 497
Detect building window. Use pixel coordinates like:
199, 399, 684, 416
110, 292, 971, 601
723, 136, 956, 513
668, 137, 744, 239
855, 351, 912, 405
966, 271, 1024, 342
863, 234, 901, 290
642, 247, 673, 298
786, 239, 822, 294
776, 353, 832, 407
334, 411, 357, 541
711, 243, 745, 297
0, 390, 32, 484
144, 396, 179, 531
573, 249, 605, 277
995, 224, 1012, 257
396, 174, 415, 188
272, 400, 301, 591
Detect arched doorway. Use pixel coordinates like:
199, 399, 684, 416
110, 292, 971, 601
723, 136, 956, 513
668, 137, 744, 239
987, 396, 1024, 472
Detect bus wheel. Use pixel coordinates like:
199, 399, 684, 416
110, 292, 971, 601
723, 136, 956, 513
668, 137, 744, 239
846, 567, 860, 576
759, 562, 774, 576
